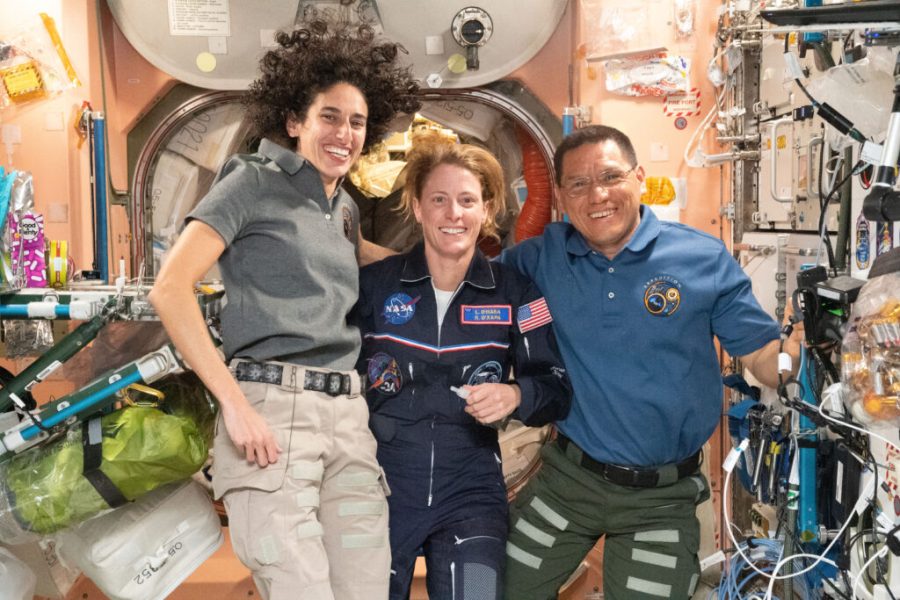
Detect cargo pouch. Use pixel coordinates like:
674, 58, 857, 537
212, 381, 293, 498
81, 417, 128, 508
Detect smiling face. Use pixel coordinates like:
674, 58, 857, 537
413, 163, 486, 266
557, 139, 644, 259
287, 82, 368, 196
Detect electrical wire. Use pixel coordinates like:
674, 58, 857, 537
851, 545, 889, 600
844, 513, 898, 600
713, 537, 817, 600
859, 166, 872, 190
722, 430, 880, 600
816, 159, 862, 279
818, 387, 900, 456
824, 576, 853, 600
814, 393, 900, 599
721, 449, 843, 597
683, 85, 729, 167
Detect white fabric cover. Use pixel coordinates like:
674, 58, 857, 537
55, 479, 223, 600
0, 545, 37, 600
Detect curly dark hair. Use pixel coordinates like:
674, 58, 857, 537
245, 20, 420, 152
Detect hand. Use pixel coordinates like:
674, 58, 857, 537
220, 397, 282, 468
464, 383, 521, 425
782, 303, 803, 359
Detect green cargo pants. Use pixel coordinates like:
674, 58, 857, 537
503, 438, 709, 600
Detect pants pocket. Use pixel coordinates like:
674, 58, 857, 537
212, 382, 292, 497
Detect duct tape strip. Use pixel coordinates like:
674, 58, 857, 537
48, 240, 68, 288
664, 87, 701, 117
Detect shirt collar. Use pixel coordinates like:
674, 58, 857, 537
259, 138, 305, 174
400, 242, 496, 289
626, 205, 661, 252
564, 205, 661, 257
258, 138, 344, 200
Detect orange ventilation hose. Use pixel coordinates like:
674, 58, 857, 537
514, 126, 554, 242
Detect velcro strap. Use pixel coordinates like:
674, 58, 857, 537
82, 418, 128, 508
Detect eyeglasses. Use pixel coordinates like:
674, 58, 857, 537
562, 167, 635, 198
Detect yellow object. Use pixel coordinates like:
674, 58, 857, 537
39, 13, 81, 88
0, 61, 45, 102
641, 176, 676, 205
447, 54, 468, 74
862, 391, 900, 421
47, 240, 68, 288
196, 52, 217, 73
121, 383, 165, 407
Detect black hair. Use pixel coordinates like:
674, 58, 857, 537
245, 20, 421, 151
553, 125, 638, 185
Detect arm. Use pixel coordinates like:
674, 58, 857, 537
148, 220, 281, 467
358, 237, 397, 266
740, 306, 804, 389
710, 241, 790, 389
467, 282, 572, 427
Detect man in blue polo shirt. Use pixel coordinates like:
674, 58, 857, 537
500, 125, 797, 599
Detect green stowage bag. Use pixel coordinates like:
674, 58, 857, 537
0, 404, 209, 541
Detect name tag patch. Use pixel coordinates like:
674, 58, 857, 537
461, 305, 512, 325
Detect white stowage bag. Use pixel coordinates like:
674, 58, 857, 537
0, 545, 37, 600
54, 479, 223, 600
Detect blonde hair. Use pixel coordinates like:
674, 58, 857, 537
399, 138, 505, 241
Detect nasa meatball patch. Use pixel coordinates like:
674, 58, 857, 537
383, 292, 421, 325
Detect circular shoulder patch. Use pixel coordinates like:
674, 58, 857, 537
383, 292, 420, 325
367, 352, 402, 395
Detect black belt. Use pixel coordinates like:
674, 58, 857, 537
557, 434, 701, 488
233, 360, 355, 397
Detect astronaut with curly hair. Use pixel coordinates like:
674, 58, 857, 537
149, 21, 420, 600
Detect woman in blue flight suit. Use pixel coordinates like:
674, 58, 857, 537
354, 140, 572, 600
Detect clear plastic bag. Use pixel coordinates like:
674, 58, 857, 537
2, 320, 54, 358
674, 0, 695, 38
841, 271, 900, 424
582, 1, 649, 59
0, 169, 36, 292
0, 389, 213, 543
0, 13, 80, 108
604, 52, 691, 97
0, 546, 36, 600
805, 46, 895, 143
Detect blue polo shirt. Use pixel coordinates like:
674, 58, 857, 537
500, 207, 779, 467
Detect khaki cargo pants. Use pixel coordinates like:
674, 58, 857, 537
213, 361, 391, 600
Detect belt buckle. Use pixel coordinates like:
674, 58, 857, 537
615, 465, 657, 488
326, 372, 344, 397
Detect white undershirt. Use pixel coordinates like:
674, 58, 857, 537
432, 283, 455, 334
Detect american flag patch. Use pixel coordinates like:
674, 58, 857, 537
517, 297, 552, 333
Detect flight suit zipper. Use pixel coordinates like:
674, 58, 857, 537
428, 282, 464, 508
428, 416, 436, 507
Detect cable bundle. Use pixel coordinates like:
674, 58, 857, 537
712, 538, 812, 600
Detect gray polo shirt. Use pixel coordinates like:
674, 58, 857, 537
187, 138, 361, 370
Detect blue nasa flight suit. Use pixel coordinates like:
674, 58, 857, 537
354, 243, 572, 600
